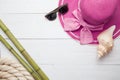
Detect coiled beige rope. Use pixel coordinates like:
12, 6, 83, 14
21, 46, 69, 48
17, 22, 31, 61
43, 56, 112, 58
0, 57, 35, 80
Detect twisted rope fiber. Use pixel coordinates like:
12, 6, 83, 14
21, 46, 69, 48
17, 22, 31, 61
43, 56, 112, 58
0, 57, 35, 80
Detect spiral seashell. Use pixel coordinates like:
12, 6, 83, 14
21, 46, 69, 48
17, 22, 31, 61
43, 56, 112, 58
97, 25, 116, 58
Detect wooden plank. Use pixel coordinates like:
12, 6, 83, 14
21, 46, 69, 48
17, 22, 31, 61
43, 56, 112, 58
1, 14, 120, 39
31, 65, 120, 80
1, 39, 120, 65
0, 0, 58, 13
0, 14, 69, 38
52, 65, 120, 80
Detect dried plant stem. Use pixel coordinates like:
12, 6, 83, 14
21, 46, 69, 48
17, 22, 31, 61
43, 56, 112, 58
0, 35, 42, 80
0, 19, 49, 80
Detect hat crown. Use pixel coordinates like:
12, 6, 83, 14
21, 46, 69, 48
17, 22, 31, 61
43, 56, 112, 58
80, 0, 118, 25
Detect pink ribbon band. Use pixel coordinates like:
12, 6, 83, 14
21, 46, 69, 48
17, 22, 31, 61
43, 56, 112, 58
63, 9, 104, 44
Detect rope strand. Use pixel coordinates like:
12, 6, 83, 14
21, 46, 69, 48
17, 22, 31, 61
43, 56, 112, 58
0, 57, 34, 80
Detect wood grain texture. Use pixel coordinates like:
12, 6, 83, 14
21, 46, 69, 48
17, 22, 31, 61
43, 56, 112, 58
1, 39, 120, 65
0, 14, 69, 38
0, 0, 120, 80
0, 0, 58, 13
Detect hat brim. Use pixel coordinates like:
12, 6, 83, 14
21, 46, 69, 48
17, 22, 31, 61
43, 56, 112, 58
59, 0, 120, 44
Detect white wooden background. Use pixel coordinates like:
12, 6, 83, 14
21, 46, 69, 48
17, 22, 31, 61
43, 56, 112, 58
0, 0, 120, 80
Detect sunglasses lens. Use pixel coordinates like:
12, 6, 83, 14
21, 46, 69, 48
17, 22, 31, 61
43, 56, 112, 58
59, 4, 68, 14
45, 4, 68, 21
45, 13, 57, 21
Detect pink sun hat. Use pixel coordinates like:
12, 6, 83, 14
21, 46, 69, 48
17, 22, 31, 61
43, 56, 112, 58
59, 0, 120, 44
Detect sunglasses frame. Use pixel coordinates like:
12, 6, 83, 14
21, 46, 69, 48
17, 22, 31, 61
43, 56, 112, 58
45, 3, 68, 21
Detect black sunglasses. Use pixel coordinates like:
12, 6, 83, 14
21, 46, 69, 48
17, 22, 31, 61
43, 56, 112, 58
45, 3, 68, 21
